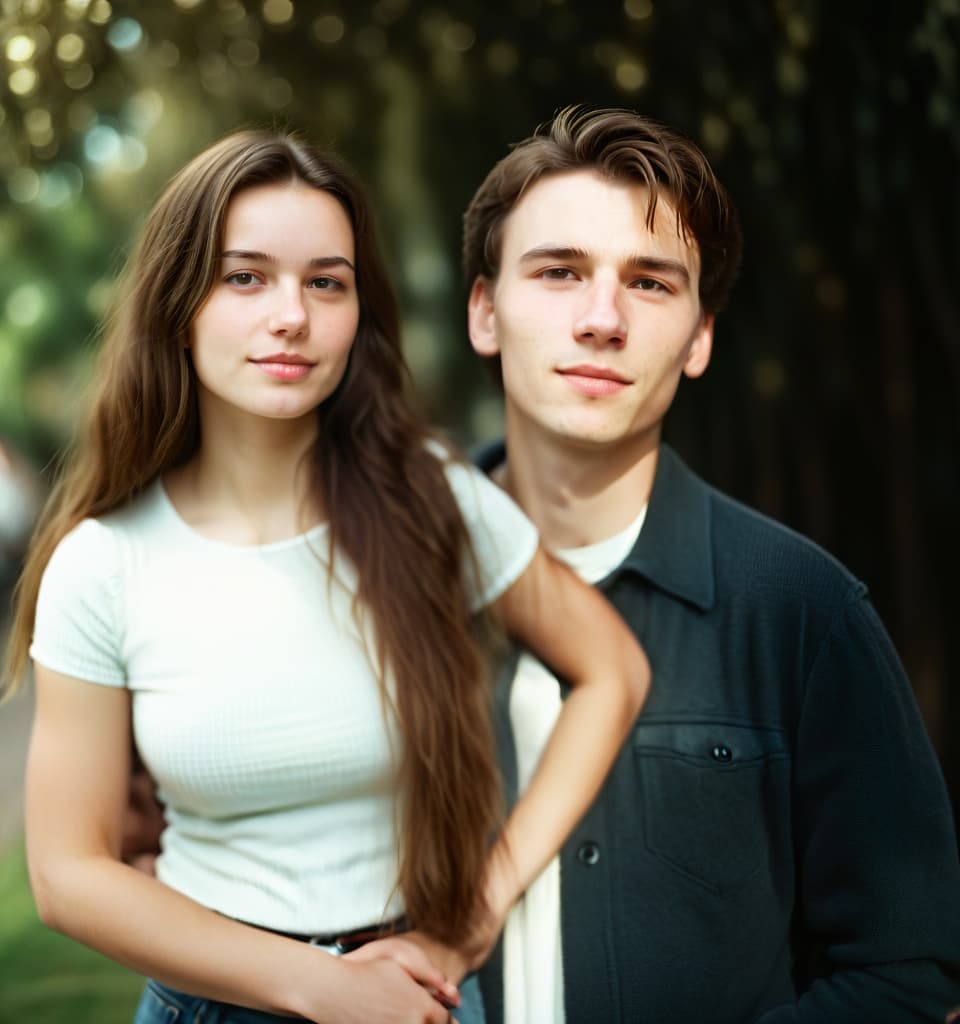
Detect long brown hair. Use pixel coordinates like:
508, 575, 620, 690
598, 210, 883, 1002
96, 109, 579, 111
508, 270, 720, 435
4, 130, 500, 942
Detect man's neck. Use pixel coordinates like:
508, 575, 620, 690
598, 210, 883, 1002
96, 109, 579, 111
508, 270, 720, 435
500, 417, 660, 551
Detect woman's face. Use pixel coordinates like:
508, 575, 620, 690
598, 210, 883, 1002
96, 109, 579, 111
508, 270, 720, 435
189, 179, 360, 430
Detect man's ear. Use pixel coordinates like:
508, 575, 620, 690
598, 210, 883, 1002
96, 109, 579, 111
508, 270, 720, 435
682, 312, 714, 379
468, 276, 500, 357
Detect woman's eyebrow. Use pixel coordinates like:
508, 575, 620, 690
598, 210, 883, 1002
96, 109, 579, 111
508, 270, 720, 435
220, 249, 355, 271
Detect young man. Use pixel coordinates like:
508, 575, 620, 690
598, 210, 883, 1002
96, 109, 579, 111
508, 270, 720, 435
463, 106, 960, 1024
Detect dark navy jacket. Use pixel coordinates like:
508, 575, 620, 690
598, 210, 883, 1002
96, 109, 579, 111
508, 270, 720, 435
476, 442, 960, 1023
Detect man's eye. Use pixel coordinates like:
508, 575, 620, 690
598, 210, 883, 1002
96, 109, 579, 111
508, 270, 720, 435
225, 271, 257, 286
635, 278, 667, 292
541, 267, 575, 280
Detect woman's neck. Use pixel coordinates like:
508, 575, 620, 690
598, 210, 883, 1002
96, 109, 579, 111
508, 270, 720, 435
166, 412, 321, 546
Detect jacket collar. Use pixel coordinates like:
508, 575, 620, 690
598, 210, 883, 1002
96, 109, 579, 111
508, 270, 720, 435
471, 439, 716, 611
617, 444, 715, 611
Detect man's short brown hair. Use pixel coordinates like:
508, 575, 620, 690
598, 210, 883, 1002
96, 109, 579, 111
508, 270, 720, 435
462, 105, 742, 314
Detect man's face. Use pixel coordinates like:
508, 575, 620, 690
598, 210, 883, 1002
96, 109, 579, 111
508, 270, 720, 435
469, 170, 713, 453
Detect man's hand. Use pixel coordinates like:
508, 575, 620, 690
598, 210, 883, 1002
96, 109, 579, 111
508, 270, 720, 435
121, 761, 165, 874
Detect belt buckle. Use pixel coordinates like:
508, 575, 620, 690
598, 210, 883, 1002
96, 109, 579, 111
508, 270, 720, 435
307, 937, 347, 957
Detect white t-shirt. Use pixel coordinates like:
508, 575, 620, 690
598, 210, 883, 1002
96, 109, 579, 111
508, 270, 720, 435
504, 505, 647, 1024
30, 456, 538, 935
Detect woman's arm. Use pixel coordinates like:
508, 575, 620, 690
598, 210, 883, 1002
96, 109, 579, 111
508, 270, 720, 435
363, 544, 649, 978
481, 545, 649, 925
26, 665, 456, 1024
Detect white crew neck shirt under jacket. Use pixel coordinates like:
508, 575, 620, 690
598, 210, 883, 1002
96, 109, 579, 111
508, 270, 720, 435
504, 503, 648, 1024
31, 455, 539, 935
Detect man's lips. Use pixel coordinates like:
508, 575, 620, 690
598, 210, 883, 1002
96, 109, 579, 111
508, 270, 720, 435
557, 364, 632, 396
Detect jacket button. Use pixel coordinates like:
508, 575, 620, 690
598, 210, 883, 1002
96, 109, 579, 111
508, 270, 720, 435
577, 841, 600, 866
711, 744, 733, 763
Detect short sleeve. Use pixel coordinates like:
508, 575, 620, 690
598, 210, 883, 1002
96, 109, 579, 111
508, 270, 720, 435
442, 458, 539, 611
30, 519, 126, 686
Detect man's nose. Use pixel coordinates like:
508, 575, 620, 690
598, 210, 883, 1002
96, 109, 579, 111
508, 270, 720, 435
573, 279, 626, 347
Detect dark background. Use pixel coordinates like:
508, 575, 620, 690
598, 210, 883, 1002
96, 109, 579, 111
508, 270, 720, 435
1, 0, 958, 819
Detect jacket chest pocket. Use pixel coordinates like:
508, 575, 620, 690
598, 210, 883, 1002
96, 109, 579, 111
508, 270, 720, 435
634, 721, 789, 895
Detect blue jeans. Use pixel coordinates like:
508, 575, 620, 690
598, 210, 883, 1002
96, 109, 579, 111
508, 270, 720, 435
134, 974, 484, 1023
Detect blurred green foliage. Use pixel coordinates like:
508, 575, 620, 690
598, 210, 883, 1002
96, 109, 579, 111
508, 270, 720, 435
0, 840, 143, 1020
1, 0, 958, 805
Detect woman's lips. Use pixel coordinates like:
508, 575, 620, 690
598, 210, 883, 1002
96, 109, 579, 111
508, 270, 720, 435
250, 354, 314, 381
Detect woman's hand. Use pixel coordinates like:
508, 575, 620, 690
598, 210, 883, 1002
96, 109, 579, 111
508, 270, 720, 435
343, 936, 461, 1008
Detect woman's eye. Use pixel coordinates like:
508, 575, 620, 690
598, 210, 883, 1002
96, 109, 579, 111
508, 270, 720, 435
308, 276, 341, 291
225, 271, 257, 287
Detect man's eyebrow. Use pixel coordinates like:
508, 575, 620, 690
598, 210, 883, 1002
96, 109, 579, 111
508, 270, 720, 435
519, 245, 690, 283
625, 256, 690, 283
519, 245, 589, 264
220, 250, 355, 271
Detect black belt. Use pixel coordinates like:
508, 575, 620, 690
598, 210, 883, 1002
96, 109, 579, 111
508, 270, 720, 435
242, 916, 408, 956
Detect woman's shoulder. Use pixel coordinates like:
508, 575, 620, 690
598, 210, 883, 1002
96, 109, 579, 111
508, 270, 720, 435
47, 481, 167, 577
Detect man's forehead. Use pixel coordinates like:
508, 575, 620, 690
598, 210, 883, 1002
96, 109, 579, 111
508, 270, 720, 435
502, 169, 698, 267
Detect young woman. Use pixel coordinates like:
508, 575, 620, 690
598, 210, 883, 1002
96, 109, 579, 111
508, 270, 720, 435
3, 131, 649, 1024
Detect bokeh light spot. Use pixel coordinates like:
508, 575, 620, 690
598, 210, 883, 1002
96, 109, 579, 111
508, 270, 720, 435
154, 40, 180, 67
355, 26, 387, 57
126, 89, 164, 131
64, 0, 92, 15
38, 164, 84, 208
785, 14, 811, 48
25, 107, 54, 147
624, 0, 653, 19
118, 137, 147, 172
228, 38, 260, 66
929, 91, 951, 126
312, 15, 344, 43
487, 40, 518, 75
84, 123, 122, 164
6, 35, 37, 62
64, 63, 95, 89
56, 33, 86, 62
88, 0, 113, 25
6, 285, 46, 329
262, 77, 293, 109
373, 0, 408, 24
107, 17, 143, 51
9, 67, 39, 96
701, 114, 730, 153
615, 59, 648, 91
8, 168, 40, 204
263, 0, 294, 25
777, 52, 806, 95
753, 357, 786, 399
442, 21, 475, 52
87, 278, 114, 317
794, 243, 820, 274
816, 276, 847, 311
